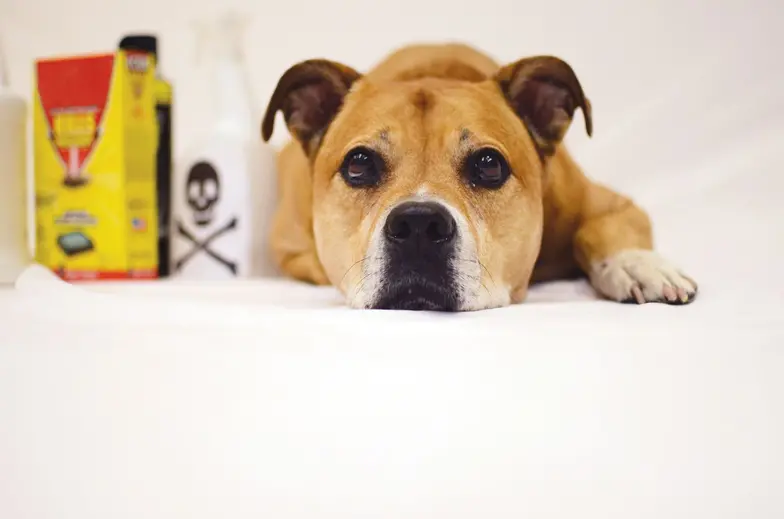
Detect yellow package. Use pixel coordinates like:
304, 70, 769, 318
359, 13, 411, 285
33, 49, 159, 281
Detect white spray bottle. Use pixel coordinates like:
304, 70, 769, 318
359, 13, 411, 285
171, 13, 277, 280
0, 33, 31, 284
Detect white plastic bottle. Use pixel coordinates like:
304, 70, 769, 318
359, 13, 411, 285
171, 13, 277, 280
0, 34, 31, 284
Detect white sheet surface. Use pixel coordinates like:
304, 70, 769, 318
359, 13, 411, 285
2, 229, 783, 519
2, 80, 784, 519
3, 0, 784, 516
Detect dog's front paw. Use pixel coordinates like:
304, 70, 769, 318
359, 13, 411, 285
589, 249, 698, 305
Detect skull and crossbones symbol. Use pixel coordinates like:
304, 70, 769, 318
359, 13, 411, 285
186, 161, 220, 227
175, 218, 238, 274
174, 161, 238, 275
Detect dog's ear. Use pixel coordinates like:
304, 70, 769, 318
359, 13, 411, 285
494, 56, 592, 156
262, 59, 362, 156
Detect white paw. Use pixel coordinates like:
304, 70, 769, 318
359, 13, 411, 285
590, 249, 698, 305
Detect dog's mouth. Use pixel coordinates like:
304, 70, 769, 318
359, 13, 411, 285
371, 275, 459, 312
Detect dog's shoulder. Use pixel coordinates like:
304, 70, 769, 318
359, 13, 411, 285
365, 43, 499, 83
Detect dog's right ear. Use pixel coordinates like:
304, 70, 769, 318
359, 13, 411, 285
262, 59, 362, 156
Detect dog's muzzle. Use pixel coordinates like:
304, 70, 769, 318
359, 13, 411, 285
371, 201, 460, 311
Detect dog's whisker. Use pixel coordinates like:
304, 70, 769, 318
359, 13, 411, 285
479, 262, 497, 290
454, 258, 497, 290
340, 256, 384, 287
351, 269, 383, 299
340, 257, 367, 285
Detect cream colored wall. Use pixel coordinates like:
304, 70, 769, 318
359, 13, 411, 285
2, 0, 782, 257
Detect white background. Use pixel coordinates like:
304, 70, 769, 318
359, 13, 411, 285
1, 1, 783, 518
3, 0, 783, 205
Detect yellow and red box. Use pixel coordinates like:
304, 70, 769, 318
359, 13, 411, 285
33, 49, 159, 281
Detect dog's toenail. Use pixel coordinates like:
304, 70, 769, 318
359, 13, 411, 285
676, 287, 689, 303
662, 285, 677, 301
632, 285, 645, 304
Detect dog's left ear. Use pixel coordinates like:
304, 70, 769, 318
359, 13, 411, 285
494, 56, 592, 156
262, 59, 362, 156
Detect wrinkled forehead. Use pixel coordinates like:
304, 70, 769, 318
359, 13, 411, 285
318, 79, 527, 166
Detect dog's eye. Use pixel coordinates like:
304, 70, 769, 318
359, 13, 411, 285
468, 148, 510, 189
340, 148, 382, 187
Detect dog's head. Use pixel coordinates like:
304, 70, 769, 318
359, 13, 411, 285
262, 54, 592, 311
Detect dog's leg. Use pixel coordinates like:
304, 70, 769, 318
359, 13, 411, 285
573, 182, 698, 305
279, 253, 330, 285
270, 141, 330, 286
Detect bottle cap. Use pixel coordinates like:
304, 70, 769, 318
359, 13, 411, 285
119, 34, 158, 58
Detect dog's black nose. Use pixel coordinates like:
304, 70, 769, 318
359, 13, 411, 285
384, 201, 456, 246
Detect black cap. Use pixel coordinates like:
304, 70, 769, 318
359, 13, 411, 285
119, 35, 158, 57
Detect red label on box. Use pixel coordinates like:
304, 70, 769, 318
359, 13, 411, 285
36, 55, 114, 176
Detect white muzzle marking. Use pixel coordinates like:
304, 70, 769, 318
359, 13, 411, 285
347, 192, 509, 311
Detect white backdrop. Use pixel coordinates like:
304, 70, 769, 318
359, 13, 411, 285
5, 0, 783, 162
2, 2, 784, 519
3, 0, 783, 235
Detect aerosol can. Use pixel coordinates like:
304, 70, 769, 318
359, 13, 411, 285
171, 13, 277, 279
0, 34, 31, 284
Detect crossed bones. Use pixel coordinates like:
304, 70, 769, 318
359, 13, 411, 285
175, 217, 238, 275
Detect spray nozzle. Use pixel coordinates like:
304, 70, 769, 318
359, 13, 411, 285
192, 12, 251, 65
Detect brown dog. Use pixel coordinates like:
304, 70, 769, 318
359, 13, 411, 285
260, 43, 698, 311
